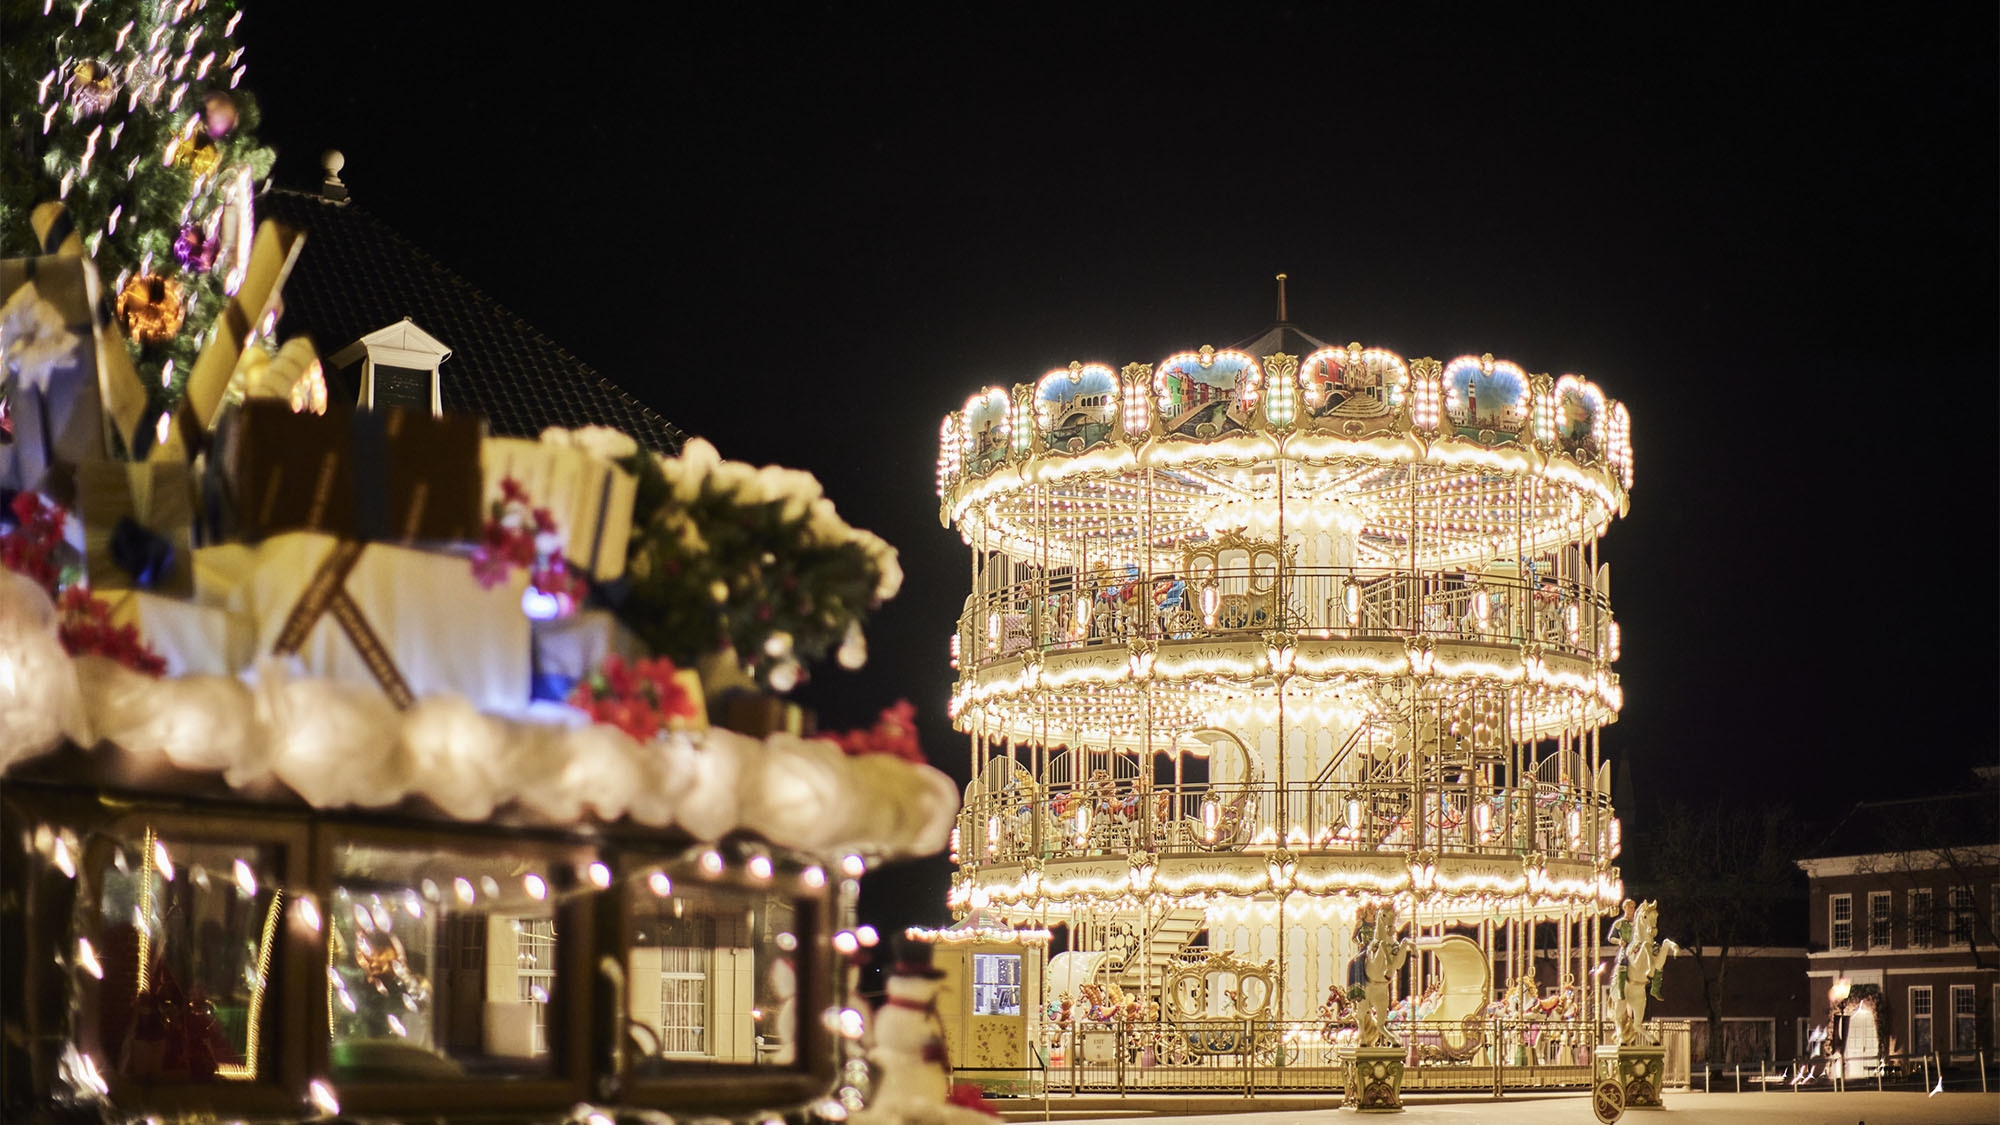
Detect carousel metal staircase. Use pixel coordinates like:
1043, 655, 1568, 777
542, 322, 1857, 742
1114, 908, 1208, 999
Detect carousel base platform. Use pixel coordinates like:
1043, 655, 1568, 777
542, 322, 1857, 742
1597, 1045, 1667, 1110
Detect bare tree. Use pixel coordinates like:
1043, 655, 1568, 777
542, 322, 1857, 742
1846, 793, 1998, 972
1633, 802, 1805, 1064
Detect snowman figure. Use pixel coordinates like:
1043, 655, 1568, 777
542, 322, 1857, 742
853, 936, 995, 1125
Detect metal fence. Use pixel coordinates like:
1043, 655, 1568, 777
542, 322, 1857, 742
964, 1019, 1692, 1096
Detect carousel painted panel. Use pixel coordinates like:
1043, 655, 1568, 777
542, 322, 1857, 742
1606, 401, 1633, 487
936, 414, 962, 496
960, 387, 1013, 477
1554, 374, 1607, 462
1154, 348, 1262, 440
1035, 364, 1119, 455
1298, 346, 1408, 438
1441, 355, 1531, 446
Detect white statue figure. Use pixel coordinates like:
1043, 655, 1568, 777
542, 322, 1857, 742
1353, 903, 1415, 1049
1605, 899, 1680, 1046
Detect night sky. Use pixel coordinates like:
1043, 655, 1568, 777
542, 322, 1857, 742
248, 6, 1997, 928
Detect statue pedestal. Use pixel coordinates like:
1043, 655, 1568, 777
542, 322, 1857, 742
1598, 1045, 1666, 1110
1338, 1045, 1406, 1112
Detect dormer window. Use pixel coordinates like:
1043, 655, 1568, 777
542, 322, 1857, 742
329, 318, 451, 415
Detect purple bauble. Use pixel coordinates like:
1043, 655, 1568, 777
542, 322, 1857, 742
172, 225, 218, 272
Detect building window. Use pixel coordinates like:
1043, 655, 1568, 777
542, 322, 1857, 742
1949, 886, 1975, 946
1868, 892, 1891, 948
1951, 985, 1976, 1052
657, 945, 711, 1057
1830, 893, 1852, 950
1910, 986, 1933, 1058
515, 918, 557, 1057
1910, 890, 1934, 949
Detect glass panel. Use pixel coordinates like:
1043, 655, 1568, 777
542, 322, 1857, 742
973, 953, 1022, 1015
328, 843, 561, 1082
95, 829, 284, 1083
626, 879, 801, 1074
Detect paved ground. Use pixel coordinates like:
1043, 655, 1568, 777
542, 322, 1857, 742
998, 1090, 2000, 1124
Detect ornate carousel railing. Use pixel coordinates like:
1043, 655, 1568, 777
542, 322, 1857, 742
958, 565, 1614, 667
957, 777, 1616, 869
983, 1017, 1689, 1094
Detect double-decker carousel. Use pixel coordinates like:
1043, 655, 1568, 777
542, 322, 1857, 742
934, 300, 1636, 1087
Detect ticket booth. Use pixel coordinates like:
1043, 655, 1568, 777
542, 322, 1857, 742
909, 926, 1046, 1091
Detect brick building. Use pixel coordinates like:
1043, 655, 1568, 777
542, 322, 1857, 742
1648, 945, 1810, 1065
1797, 769, 1999, 1067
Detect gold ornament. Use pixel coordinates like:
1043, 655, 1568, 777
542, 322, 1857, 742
66, 61, 117, 117
168, 133, 222, 179
117, 274, 186, 346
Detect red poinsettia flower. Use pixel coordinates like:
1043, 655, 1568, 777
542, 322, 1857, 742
471, 477, 589, 613
55, 583, 166, 676
947, 1083, 999, 1117
568, 654, 699, 742
829, 699, 925, 765
1, 491, 69, 596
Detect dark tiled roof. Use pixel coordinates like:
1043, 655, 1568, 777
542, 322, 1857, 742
257, 189, 683, 454
1230, 322, 1334, 358
1805, 787, 2000, 860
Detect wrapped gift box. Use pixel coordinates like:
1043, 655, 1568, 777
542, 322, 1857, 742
103, 590, 253, 678
482, 436, 637, 582
529, 609, 648, 702
0, 256, 149, 504
217, 401, 484, 545
229, 531, 530, 712
77, 460, 197, 597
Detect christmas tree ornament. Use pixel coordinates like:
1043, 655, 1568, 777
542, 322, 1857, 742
116, 274, 185, 346
200, 90, 238, 138
64, 61, 118, 119
166, 133, 221, 179
837, 619, 868, 669
171, 223, 218, 272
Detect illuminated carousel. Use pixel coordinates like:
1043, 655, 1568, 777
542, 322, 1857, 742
935, 284, 1636, 1089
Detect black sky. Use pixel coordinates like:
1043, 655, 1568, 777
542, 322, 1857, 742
247, 6, 1998, 927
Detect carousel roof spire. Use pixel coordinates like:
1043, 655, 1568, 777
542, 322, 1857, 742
1232, 273, 1327, 357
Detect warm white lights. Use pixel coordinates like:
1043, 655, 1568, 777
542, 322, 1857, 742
938, 329, 1634, 1022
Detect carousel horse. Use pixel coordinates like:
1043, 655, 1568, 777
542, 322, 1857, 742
1352, 905, 1415, 1048
1605, 900, 1680, 1046
1319, 984, 1357, 1043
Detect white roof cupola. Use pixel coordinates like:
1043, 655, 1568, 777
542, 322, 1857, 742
329, 317, 451, 415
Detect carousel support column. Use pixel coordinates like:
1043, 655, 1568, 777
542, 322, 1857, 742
1140, 683, 1154, 853
1040, 476, 1056, 644
1523, 899, 1534, 1003
1277, 890, 1287, 1033
1142, 466, 1155, 640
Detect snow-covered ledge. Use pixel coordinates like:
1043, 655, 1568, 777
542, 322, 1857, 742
0, 569, 958, 861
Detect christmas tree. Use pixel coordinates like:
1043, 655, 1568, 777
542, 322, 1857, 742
1, 0, 275, 440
